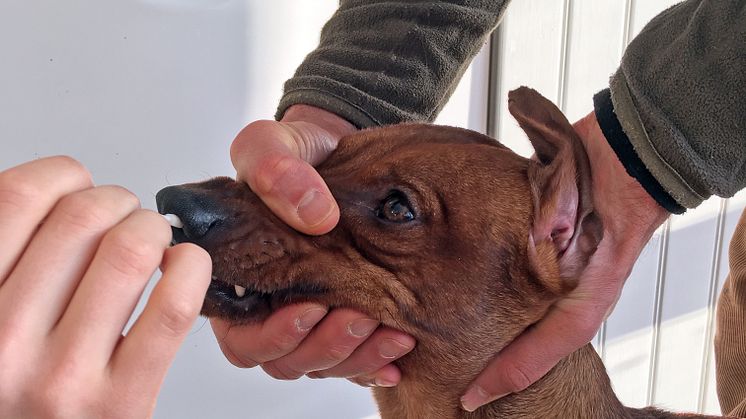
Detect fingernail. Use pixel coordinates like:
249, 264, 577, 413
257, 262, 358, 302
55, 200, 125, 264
347, 318, 379, 338
297, 190, 335, 228
460, 385, 507, 412
296, 307, 327, 332
374, 377, 397, 387
379, 338, 412, 359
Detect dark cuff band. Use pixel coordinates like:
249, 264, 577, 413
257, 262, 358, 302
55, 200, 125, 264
593, 88, 685, 214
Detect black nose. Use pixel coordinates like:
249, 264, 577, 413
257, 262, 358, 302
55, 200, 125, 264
155, 185, 228, 242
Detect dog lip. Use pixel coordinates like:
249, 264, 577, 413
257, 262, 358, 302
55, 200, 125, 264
205, 277, 329, 319
206, 279, 267, 312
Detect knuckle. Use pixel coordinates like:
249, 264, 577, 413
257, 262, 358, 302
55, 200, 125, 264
574, 321, 602, 344
348, 376, 374, 388
263, 332, 300, 359
250, 153, 299, 195
263, 362, 303, 381
101, 233, 159, 277
318, 346, 352, 369
134, 209, 173, 244
154, 299, 198, 339
30, 379, 94, 419
56, 188, 135, 233
0, 157, 91, 210
47, 155, 91, 180
321, 345, 351, 366
502, 363, 535, 393
0, 174, 45, 211
225, 352, 257, 369
239, 119, 279, 139
231, 120, 280, 157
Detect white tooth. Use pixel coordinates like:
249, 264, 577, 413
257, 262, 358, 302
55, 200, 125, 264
234, 285, 246, 298
211, 275, 217, 280
162, 214, 184, 229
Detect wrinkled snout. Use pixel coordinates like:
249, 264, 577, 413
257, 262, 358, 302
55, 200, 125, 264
155, 184, 229, 245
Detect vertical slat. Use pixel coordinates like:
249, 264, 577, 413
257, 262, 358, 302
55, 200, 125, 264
697, 198, 728, 412
621, 0, 635, 51
493, 0, 565, 157
556, 0, 572, 113
653, 201, 723, 410
486, 28, 502, 139
647, 218, 671, 405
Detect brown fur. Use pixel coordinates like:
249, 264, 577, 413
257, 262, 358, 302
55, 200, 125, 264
156, 88, 730, 419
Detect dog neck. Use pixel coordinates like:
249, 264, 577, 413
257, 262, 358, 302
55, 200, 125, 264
372, 344, 628, 419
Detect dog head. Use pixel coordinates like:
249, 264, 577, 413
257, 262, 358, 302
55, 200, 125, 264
156, 87, 602, 383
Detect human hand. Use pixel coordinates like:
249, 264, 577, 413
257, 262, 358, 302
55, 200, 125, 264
0, 156, 211, 418
213, 105, 415, 387
460, 111, 670, 411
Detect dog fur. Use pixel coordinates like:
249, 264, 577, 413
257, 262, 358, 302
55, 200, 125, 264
156, 88, 730, 419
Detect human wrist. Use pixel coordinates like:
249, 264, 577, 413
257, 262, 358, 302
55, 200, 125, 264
574, 111, 668, 268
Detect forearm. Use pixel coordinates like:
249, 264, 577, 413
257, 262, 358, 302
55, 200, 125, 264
595, 0, 746, 214
276, 0, 509, 128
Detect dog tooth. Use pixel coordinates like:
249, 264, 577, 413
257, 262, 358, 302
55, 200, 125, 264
234, 285, 246, 298
162, 214, 184, 229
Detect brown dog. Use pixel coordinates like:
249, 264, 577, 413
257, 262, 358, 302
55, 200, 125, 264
156, 88, 728, 419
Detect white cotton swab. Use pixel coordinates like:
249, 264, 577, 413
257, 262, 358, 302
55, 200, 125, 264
162, 214, 184, 229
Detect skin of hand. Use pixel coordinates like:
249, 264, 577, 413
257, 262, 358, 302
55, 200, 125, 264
460, 111, 671, 411
0, 156, 212, 419
212, 104, 416, 387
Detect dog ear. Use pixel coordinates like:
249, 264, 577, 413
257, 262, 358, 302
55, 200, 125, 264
507, 87, 603, 295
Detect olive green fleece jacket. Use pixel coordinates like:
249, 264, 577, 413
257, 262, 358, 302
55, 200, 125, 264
276, 0, 745, 214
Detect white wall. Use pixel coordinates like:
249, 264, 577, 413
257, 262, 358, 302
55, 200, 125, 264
1, 1, 744, 418
0, 1, 377, 418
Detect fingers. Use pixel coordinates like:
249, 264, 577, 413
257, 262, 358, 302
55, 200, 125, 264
460, 306, 600, 412
0, 156, 93, 284
346, 364, 402, 388
0, 185, 140, 340
259, 309, 379, 380
231, 105, 358, 236
307, 327, 415, 384
230, 120, 339, 235
110, 243, 211, 409
211, 305, 415, 387
210, 303, 329, 368
52, 209, 173, 365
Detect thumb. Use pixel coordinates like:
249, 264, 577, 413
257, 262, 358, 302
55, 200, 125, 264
460, 306, 600, 412
230, 106, 356, 235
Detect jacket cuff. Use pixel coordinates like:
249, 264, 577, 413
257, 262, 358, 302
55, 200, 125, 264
593, 88, 685, 214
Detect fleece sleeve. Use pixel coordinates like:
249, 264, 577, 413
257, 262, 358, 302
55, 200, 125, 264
594, 0, 746, 214
275, 0, 509, 128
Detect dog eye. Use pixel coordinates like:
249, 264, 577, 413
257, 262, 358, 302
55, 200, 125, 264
377, 192, 415, 223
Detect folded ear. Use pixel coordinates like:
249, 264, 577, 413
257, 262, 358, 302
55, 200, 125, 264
507, 87, 603, 295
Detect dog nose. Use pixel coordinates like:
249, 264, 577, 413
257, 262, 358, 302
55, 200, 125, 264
155, 185, 227, 242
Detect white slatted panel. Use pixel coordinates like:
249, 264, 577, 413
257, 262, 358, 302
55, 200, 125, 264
494, 0, 566, 156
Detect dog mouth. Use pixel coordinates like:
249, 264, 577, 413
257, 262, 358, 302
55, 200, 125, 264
205, 276, 328, 323
205, 274, 277, 321
161, 213, 327, 322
